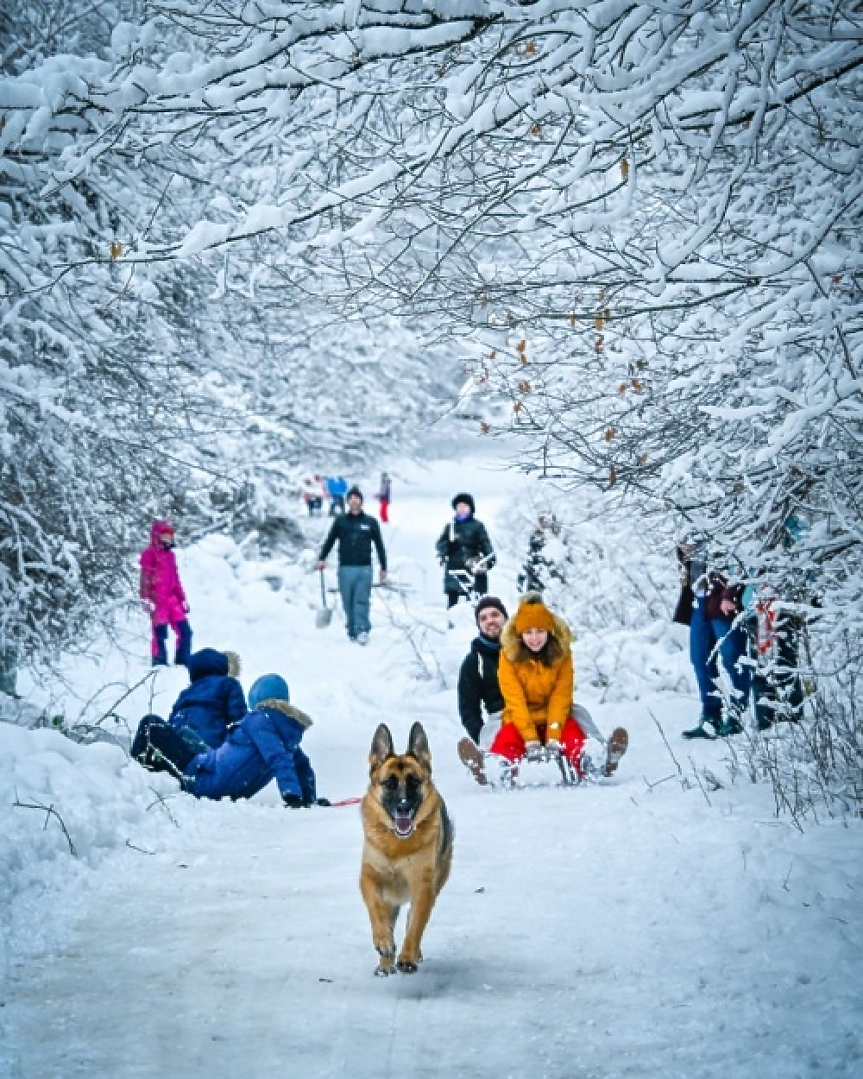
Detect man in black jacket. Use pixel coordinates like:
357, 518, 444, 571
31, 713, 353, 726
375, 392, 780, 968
456, 596, 508, 784
435, 492, 495, 610
316, 486, 387, 644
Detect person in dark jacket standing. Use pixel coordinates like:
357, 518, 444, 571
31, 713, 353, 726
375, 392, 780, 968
435, 493, 495, 610
316, 486, 387, 644
132, 673, 328, 808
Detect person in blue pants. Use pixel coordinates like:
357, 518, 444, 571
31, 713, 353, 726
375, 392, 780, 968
315, 486, 387, 644
674, 534, 751, 739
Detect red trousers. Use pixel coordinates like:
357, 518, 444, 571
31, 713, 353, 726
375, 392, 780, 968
379, 499, 389, 523
490, 717, 587, 774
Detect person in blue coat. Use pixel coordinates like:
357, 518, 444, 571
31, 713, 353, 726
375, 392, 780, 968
168, 648, 247, 748
132, 674, 327, 808
326, 475, 349, 515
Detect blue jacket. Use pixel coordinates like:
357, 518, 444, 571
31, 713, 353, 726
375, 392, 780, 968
169, 649, 247, 749
183, 703, 316, 803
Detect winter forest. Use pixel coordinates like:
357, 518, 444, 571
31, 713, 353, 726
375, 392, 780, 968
1, 1, 862, 1075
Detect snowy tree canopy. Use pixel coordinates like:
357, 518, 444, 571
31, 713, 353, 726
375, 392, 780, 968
0, 1, 457, 657
1, 1, 860, 682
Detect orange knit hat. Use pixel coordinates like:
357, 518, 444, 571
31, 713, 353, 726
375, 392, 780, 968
512, 596, 555, 635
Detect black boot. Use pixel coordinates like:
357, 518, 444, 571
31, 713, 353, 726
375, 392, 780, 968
682, 715, 720, 740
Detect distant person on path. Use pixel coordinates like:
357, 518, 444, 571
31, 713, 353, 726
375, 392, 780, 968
139, 519, 192, 667
376, 471, 392, 523
673, 532, 751, 739
435, 493, 495, 610
457, 593, 628, 785
132, 673, 328, 807
316, 486, 387, 644
301, 475, 325, 516
326, 475, 348, 516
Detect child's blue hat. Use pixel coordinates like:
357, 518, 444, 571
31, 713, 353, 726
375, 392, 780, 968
248, 674, 290, 709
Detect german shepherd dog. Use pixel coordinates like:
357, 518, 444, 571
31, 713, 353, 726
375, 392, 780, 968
360, 722, 453, 976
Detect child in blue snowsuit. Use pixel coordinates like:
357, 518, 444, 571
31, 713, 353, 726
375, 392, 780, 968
133, 673, 326, 808
132, 648, 246, 765
168, 648, 247, 748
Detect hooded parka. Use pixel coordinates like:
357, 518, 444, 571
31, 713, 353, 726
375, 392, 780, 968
497, 603, 574, 745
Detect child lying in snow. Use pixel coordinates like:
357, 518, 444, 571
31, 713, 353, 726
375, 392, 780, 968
131, 673, 328, 808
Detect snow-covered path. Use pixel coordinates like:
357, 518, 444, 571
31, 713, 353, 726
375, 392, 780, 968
2, 444, 861, 1079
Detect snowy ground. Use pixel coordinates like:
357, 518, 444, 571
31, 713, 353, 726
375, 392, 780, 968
1, 438, 861, 1079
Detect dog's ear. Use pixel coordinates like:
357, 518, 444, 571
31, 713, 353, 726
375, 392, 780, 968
369, 723, 395, 771
407, 722, 432, 771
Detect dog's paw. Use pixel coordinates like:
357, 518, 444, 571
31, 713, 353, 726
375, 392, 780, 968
375, 962, 395, 977
396, 959, 419, 974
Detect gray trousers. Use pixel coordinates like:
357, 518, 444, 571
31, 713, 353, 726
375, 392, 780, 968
338, 565, 373, 638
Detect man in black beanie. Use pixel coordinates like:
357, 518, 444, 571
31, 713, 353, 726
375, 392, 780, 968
316, 486, 387, 644
456, 596, 509, 784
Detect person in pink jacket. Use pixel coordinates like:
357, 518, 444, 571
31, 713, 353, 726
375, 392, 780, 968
139, 519, 193, 666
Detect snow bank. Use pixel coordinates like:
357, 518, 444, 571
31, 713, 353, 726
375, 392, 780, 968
0, 722, 180, 894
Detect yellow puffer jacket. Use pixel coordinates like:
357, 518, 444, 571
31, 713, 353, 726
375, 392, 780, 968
498, 609, 574, 744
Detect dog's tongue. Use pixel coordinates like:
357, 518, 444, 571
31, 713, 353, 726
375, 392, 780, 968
393, 813, 414, 837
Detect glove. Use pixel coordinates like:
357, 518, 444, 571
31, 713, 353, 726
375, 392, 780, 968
282, 794, 305, 809
525, 740, 543, 762
314, 797, 332, 807
546, 739, 561, 757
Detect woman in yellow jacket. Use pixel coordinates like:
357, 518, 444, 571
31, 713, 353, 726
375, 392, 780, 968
490, 593, 627, 778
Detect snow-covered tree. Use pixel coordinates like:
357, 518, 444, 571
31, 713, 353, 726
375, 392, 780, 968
0, 2, 458, 667
2, 0, 860, 777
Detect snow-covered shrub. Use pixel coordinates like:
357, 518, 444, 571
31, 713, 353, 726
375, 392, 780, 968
499, 489, 690, 701
730, 645, 863, 823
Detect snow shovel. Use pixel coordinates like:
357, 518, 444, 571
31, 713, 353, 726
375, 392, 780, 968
316, 570, 334, 629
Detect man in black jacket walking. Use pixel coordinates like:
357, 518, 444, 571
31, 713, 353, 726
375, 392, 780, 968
435, 492, 495, 610
316, 486, 387, 644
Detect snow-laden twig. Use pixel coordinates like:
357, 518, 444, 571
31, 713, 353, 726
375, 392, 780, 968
12, 792, 77, 856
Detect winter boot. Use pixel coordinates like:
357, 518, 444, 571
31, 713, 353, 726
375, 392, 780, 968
603, 727, 629, 776
682, 715, 720, 740
457, 737, 488, 786
716, 713, 744, 737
